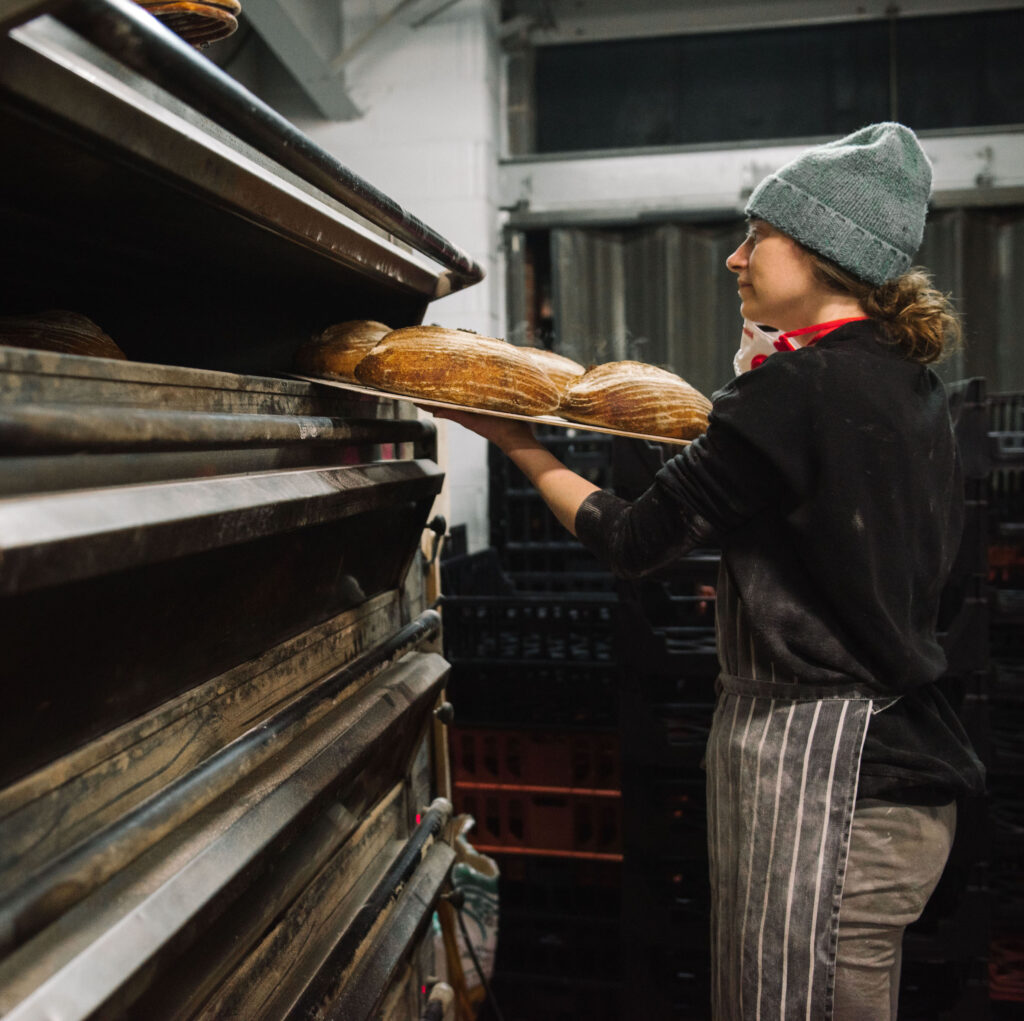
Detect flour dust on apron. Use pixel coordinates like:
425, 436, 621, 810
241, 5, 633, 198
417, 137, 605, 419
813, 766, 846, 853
706, 568, 879, 1020
708, 679, 876, 1021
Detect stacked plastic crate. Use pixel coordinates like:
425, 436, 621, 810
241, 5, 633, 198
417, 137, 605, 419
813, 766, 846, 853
987, 391, 1024, 1018
615, 574, 721, 1018
442, 425, 625, 1021
488, 427, 618, 592
898, 378, 994, 1020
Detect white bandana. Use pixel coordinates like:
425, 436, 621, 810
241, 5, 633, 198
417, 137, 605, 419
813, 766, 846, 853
733, 320, 781, 376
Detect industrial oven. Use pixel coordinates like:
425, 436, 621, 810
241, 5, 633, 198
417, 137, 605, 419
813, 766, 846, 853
0, 1, 483, 1017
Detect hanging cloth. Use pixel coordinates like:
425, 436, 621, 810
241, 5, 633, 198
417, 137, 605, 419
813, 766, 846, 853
733, 316, 870, 374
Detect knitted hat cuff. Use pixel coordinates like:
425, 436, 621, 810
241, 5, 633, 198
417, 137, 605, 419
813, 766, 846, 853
746, 175, 912, 286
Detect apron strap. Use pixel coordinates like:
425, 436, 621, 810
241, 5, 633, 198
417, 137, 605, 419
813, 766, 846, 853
718, 672, 875, 702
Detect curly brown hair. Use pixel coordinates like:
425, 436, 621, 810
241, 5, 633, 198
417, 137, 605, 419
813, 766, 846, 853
807, 254, 962, 364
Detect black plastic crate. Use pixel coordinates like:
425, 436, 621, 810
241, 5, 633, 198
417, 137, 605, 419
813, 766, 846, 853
898, 959, 991, 1021
495, 854, 622, 918
446, 662, 619, 729
441, 594, 617, 664
620, 938, 711, 1021
492, 909, 621, 980
623, 771, 708, 861
488, 426, 618, 586
988, 391, 1024, 528
440, 548, 516, 596
948, 377, 991, 481
484, 974, 622, 1021
497, 545, 614, 590
989, 392, 1024, 434
620, 698, 716, 769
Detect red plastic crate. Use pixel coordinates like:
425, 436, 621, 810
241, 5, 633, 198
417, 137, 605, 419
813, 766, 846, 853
455, 786, 621, 858
451, 727, 620, 791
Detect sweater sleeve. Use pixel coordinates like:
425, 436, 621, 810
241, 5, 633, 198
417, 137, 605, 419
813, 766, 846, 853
573, 356, 810, 579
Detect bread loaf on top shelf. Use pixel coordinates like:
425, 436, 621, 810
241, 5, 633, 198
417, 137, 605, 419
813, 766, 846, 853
559, 360, 711, 440
293, 319, 391, 380
519, 347, 586, 389
355, 325, 561, 415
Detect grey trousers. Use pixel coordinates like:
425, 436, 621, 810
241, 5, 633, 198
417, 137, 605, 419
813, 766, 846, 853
833, 798, 957, 1020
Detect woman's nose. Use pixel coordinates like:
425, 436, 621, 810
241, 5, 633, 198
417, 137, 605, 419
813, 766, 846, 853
726, 240, 748, 273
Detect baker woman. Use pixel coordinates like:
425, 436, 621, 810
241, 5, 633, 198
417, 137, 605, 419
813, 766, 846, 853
434, 122, 985, 1020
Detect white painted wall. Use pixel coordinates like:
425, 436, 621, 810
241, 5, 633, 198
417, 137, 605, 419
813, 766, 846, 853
245, 0, 503, 554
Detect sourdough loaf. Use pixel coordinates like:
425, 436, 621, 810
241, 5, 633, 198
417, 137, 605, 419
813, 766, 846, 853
294, 319, 391, 380
559, 360, 711, 439
519, 347, 586, 389
355, 325, 560, 415
0, 310, 126, 360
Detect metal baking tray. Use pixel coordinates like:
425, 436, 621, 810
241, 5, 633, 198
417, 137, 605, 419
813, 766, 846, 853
289, 374, 693, 446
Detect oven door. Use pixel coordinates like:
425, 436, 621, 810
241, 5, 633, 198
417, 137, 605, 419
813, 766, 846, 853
0, 347, 456, 1020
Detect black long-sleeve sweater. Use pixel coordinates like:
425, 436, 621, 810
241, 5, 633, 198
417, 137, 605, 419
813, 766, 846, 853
574, 320, 985, 801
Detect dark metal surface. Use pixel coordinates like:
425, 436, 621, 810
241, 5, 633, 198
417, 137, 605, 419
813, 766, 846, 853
0, 648, 449, 1019
0, 610, 440, 949
0, 0, 52, 31
0, 24, 433, 368
290, 798, 453, 1019
2, 0, 483, 298
0, 403, 432, 452
0, 345, 416, 420
322, 839, 458, 1021
0, 2, 461, 1012
0, 458, 443, 594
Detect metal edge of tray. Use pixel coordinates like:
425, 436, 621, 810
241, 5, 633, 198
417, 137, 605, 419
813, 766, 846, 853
50, 0, 486, 296
0, 15, 454, 302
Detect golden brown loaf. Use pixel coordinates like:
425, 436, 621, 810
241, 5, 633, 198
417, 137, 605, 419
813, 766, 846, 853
294, 319, 391, 380
559, 360, 711, 439
355, 325, 560, 415
0, 310, 126, 360
519, 347, 586, 389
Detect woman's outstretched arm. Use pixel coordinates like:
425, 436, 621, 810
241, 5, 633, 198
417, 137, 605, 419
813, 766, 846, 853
430, 409, 597, 536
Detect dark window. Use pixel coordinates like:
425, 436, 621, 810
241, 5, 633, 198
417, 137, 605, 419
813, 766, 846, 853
532, 10, 1024, 154
895, 10, 1024, 129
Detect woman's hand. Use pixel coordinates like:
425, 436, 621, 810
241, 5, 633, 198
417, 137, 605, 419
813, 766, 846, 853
423, 406, 540, 453
424, 405, 598, 537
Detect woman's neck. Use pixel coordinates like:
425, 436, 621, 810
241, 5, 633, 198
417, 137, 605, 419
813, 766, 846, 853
776, 294, 867, 334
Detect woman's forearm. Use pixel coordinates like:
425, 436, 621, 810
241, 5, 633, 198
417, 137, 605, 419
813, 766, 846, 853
499, 437, 599, 537
428, 410, 600, 537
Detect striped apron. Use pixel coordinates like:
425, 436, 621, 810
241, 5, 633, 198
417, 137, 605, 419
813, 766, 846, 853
706, 675, 876, 1020
706, 570, 891, 1019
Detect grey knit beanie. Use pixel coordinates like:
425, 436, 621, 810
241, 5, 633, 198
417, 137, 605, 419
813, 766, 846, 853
744, 122, 932, 286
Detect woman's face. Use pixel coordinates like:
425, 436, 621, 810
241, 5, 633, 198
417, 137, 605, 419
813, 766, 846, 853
726, 220, 830, 331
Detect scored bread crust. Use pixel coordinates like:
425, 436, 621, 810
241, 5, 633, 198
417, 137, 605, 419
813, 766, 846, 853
294, 319, 391, 380
519, 347, 586, 389
355, 325, 560, 415
559, 360, 711, 439
0, 310, 126, 360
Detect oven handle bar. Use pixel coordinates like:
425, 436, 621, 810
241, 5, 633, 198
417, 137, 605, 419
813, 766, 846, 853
2, 0, 485, 298
292, 798, 455, 1020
